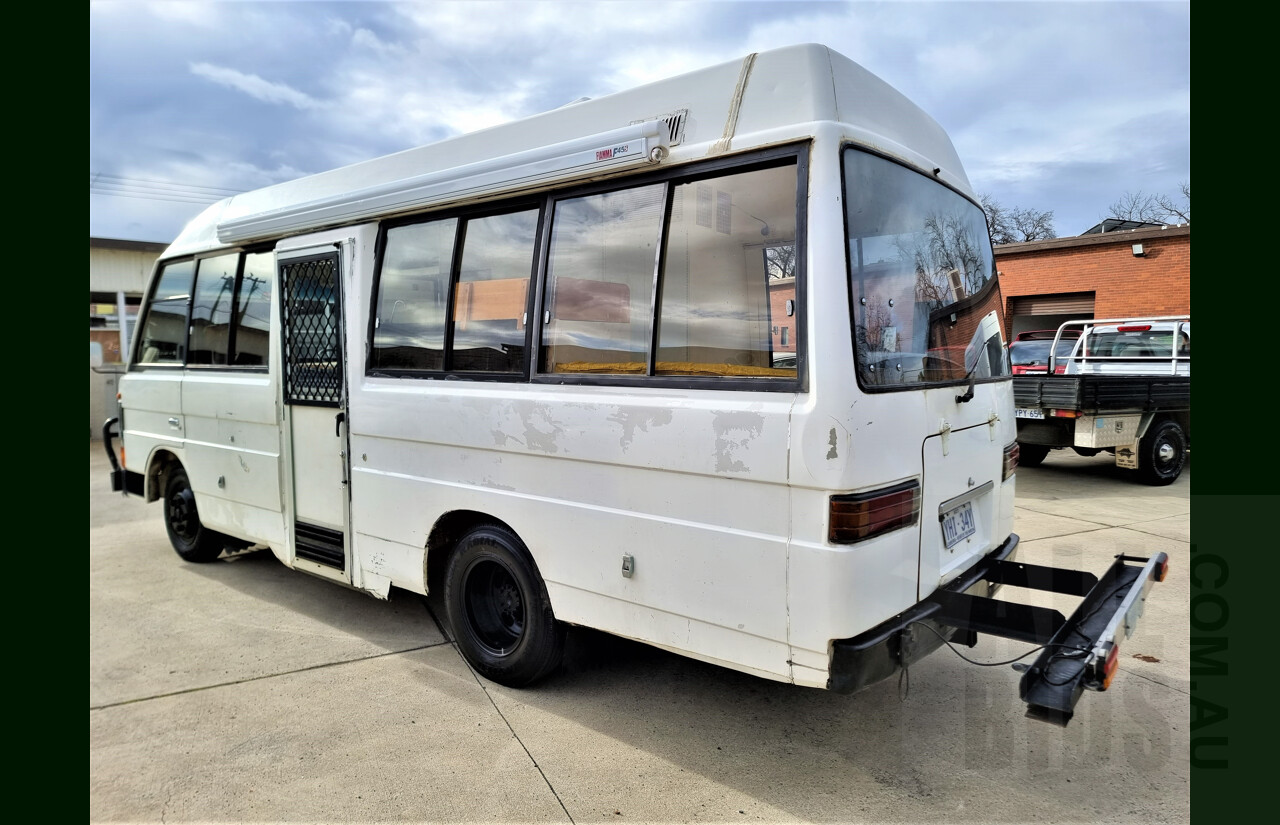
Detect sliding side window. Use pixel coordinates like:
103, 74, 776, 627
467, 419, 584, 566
541, 184, 665, 374
540, 158, 799, 380
188, 253, 240, 365
372, 206, 540, 375
231, 252, 273, 366
656, 164, 797, 377
136, 259, 195, 365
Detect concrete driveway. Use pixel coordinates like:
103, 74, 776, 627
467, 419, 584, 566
90, 442, 1190, 823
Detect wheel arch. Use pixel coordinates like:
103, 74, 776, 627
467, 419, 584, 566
424, 510, 531, 597
142, 448, 185, 504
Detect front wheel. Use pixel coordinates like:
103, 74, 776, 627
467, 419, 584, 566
163, 466, 227, 562
444, 525, 565, 687
1136, 420, 1187, 486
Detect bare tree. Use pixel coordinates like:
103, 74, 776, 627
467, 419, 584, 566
1155, 182, 1190, 224
1106, 191, 1165, 224
1106, 183, 1190, 225
979, 193, 1013, 246
1008, 206, 1057, 242
980, 193, 1056, 245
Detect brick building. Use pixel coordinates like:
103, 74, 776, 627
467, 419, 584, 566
994, 223, 1190, 338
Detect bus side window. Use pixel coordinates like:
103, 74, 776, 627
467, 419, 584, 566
371, 218, 459, 372
136, 259, 195, 365
230, 251, 273, 366
188, 253, 239, 365
656, 163, 798, 378
451, 208, 539, 373
542, 184, 664, 375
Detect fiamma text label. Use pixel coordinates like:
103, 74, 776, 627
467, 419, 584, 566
596, 144, 631, 161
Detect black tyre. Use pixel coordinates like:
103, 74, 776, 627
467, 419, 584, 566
1018, 443, 1050, 467
444, 525, 565, 687
1072, 447, 1101, 457
1136, 420, 1186, 486
163, 466, 226, 563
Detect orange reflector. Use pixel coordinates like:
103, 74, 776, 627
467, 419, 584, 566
1101, 643, 1120, 690
1156, 558, 1169, 582
829, 481, 920, 544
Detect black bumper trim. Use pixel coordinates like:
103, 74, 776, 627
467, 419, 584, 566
828, 533, 1019, 695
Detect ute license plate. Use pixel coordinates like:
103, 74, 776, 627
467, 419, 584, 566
941, 501, 977, 549
1015, 408, 1045, 419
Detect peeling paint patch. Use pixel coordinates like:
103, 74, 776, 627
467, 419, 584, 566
826, 428, 839, 461
712, 412, 764, 473
521, 406, 564, 453
490, 428, 524, 449
609, 408, 674, 451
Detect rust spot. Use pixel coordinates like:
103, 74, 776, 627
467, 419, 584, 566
1131, 654, 1160, 663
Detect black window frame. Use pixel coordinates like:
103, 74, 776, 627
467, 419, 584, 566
131, 246, 273, 372
368, 199, 545, 381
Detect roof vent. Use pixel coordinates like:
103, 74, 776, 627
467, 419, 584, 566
633, 109, 688, 146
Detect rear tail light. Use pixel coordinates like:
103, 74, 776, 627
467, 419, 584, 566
829, 481, 920, 544
1097, 641, 1120, 690
1050, 409, 1080, 418
1003, 442, 1019, 480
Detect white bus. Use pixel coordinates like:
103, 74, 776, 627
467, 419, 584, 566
104, 44, 1166, 724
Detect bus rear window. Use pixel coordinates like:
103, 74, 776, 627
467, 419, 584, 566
843, 149, 1007, 389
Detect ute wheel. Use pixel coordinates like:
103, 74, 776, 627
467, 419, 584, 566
163, 466, 226, 562
1136, 420, 1187, 486
1018, 443, 1050, 467
1072, 447, 1101, 457
444, 525, 565, 687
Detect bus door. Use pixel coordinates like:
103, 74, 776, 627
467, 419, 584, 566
278, 246, 350, 578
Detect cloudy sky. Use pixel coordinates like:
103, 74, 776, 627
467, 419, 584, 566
90, 1, 1189, 245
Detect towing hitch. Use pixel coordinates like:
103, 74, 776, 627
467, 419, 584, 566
930, 552, 1169, 726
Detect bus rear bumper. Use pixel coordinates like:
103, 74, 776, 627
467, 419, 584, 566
828, 533, 1019, 695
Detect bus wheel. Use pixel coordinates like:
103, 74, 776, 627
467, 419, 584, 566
445, 525, 565, 687
1018, 443, 1050, 467
163, 466, 225, 563
1136, 420, 1186, 486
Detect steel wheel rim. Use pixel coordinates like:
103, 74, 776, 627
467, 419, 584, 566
167, 486, 198, 543
463, 558, 525, 654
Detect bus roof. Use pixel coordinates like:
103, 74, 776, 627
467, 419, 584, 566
166, 43, 971, 257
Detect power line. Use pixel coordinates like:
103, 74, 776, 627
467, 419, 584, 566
89, 172, 245, 205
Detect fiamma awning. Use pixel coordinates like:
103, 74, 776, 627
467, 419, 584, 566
216, 120, 670, 245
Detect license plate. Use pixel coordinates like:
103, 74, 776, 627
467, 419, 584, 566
941, 501, 977, 548
1016, 408, 1045, 419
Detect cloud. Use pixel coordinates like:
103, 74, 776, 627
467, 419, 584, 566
189, 62, 324, 110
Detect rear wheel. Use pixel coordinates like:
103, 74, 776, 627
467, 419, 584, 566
1018, 443, 1050, 467
1136, 420, 1186, 486
1072, 447, 1101, 457
444, 525, 565, 687
163, 466, 226, 563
